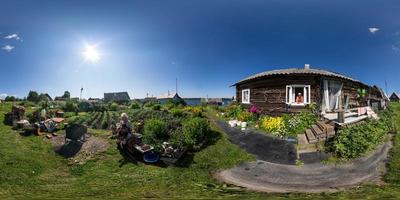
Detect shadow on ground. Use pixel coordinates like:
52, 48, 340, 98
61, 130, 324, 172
214, 119, 297, 165
55, 140, 84, 158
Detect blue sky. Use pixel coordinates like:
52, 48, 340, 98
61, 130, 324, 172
1, 0, 400, 99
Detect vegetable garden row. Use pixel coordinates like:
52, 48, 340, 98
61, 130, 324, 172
67, 111, 121, 130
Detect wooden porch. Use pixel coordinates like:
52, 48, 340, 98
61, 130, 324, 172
322, 107, 375, 127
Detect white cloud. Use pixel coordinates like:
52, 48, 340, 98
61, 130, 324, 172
368, 27, 379, 34
0, 93, 6, 100
2, 45, 14, 52
4, 33, 20, 40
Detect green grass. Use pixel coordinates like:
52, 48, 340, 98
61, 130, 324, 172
1, 102, 400, 199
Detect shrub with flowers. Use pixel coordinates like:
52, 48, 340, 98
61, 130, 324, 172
238, 110, 253, 121
283, 111, 317, 137
259, 116, 286, 136
183, 106, 203, 117
249, 104, 262, 114
224, 103, 244, 119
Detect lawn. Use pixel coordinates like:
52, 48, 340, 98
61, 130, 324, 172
1, 102, 400, 199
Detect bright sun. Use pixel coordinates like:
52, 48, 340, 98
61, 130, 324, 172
82, 43, 100, 63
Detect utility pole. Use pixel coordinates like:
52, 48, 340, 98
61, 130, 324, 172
80, 87, 83, 100
175, 78, 178, 94
385, 80, 388, 96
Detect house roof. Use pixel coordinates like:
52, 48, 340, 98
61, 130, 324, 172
157, 93, 182, 99
390, 92, 400, 100
232, 67, 365, 86
104, 92, 130, 102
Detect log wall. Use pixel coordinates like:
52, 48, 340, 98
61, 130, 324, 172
235, 75, 366, 115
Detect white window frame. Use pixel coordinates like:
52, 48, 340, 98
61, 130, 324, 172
241, 89, 250, 104
285, 85, 311, 106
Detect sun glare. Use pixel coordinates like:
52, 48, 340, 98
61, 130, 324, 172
82, 43, 100, 63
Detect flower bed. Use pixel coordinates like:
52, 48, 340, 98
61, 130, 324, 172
221, 103, 317, 138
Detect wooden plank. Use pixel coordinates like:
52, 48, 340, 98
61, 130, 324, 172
305, 129, 317, 143
311, 125, 325, 139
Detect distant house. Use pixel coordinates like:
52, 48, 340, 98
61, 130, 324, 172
142, 97, 157, 103
200, 98, 232, 106
389, 92, 400, 102
233, 64, 386, 115
368, 86, 389, 110
104, 92, 130, 103
88, 97, 101, 103
157, 92, 185, 104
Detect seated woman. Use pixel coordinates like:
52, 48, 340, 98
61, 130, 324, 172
116, 113, 133, 147
295, 92, 304, 104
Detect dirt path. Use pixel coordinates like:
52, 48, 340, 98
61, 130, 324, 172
216, 141, 391, 193
51, 133, 110, 164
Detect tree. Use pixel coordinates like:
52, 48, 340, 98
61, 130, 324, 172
64, 100, 78, 112
39, 93, 51, 102
62, 91, 71, 99
27, 91, 40, 102
5, 96, 16, 101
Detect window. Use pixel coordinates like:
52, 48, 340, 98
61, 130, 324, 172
242, 89, 250, 104
285, 85, 311, 105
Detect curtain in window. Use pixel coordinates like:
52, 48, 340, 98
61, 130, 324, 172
327, 80, 343, 111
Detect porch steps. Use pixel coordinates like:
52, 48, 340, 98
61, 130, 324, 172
298, 120, 336, 145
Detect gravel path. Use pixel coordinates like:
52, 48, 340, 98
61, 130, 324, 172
216, 141, 391, 193
215, 120, 297, 165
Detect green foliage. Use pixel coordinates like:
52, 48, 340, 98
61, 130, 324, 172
152, 104, 161, 111
130, 101, 141, 109
258, 110, 317, 137
63, 100, 78, 112
327, 116, 391, 159
224, 103, 244, 119
142, 119, 168, 150
78, 101, 93, 112
3, 102, 400, 198
295, 159, 304, 167
27, 90, 40, 103
283, 110, 318, 137
4, 96, 16, 101
93, 103, 107, 112
184, 106, 204, 117
385, 103, 400, 184
109, 102, 119, 111
171, 117, 210, 149
38, 93, 50, 102
170, 108, 184, 117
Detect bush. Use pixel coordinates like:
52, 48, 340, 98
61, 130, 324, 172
130, 101, 141, 109
260, 116, 285, 136
142, 119, 168, 150
170, 108, 184, 118
171, 117, 210, 149
152, 104, 161, 111
183, 106, 203, 117
327, 118, 391, 159
63, 101, 78, 112
109, 102, 119, 111
283, 111, 317, 137
78, 101, 93, 112
224, 103, 244, 119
